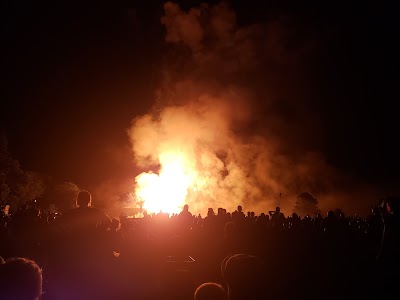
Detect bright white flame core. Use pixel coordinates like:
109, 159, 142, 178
135, 152, 196, 214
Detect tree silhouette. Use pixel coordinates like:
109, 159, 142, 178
1, 131, 25, 205
294, 192, 319, 217
23, 171, 46, 202
47, 182, 80, 212
1, 131, 47, 206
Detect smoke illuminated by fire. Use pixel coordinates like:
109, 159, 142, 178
129, 96, 257, 216
126, 1, 377, 216
127, 1, 322, 216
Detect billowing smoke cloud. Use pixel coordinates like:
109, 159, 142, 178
89, 177, 136, 216
128, 2, 379, 216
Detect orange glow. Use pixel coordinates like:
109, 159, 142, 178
135, 151, 197, 214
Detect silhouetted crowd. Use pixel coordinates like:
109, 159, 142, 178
1, 191, 399, 300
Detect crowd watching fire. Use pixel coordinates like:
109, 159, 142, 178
0, 191, 399, 300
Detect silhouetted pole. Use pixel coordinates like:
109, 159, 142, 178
278, 193, 282, 208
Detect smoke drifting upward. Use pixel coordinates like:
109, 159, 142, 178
128, 2, 379, 216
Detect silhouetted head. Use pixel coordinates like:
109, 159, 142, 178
237, 205, 242, 212
194, 282, 226, 300
76, 190, 92, 207
0, 257, 42, 300
276, 207, 280, 213
208, 208, 215, 216
221, 254, 265, 300
183, 204, 189, 212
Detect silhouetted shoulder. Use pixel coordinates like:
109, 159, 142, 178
58, 207, 110, 232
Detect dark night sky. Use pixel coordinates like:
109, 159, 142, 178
1, 0, 399, 190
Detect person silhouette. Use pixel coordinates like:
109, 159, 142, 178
178, 204, 193, 232
232, 205, 245, 225
59, 190, 110, 233
269, 207, 286, 229
52, 191, 113, 300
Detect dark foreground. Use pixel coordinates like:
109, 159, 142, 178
1, 198, 399, 300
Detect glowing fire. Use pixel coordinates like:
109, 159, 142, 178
135, 151, 196, 214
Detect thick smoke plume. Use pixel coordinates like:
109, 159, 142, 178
128, 2, 379, 216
